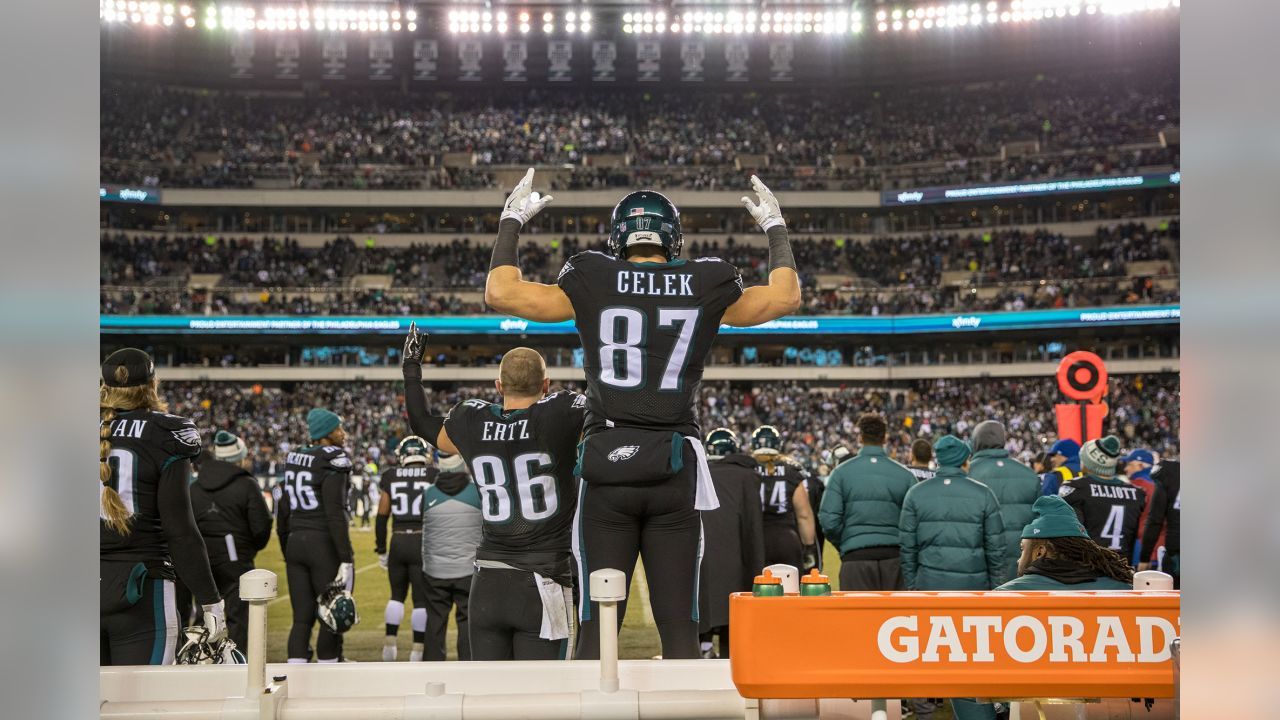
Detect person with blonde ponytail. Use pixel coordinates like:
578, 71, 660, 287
749, 425, 819, 573
100, 348, 227, 665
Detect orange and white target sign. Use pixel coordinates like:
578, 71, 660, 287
729, 591, 1179, 699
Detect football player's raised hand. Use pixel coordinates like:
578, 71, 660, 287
402, 321, 427, 367
740, 175, 786, 232
500, 168, 554, 226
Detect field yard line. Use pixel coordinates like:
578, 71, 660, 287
268, 561, 382, 607
633, 564, 655, 627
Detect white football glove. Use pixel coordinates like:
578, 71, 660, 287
377, 553, 389, 570
333, 562, 355, 592
201, 600, 228, 643
500, 168, 554, 226
740, 175, 786, 231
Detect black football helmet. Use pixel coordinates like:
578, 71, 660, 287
705, 428, 739, 459
608, 190, 683, 260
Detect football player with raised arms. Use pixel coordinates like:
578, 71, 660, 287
374, 436, 436, 662
483, 169, 802, 659
99, 348, 229, 665
276, 408, 357, 663
402, 327, 586, 660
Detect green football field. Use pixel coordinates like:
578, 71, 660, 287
253, 525, 846, 662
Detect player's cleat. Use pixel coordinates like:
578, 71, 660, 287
410, 643, 425, 662
382, 637, 397, 662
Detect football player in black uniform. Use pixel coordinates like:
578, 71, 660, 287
1140, 460, 1180, 585
375, 435, 436, 662
403, 327, 586, 660
483, 169, 801, 659
1059, 436, 1147, 564
100, 348, 228, 665
276, 408, 355, 663
750, 425, 819, 572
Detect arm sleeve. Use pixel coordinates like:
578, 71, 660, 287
898, 495, 919, 590
818, 473, 845, 548
489, 217, 522, 270
320, 470, 354, 563
766, 225, 796, 273
983, 494, 1008, 588
157, 458, 220, 606
375, 514, 390, 555
244, 476, 274, 552
403, 363, 446, 445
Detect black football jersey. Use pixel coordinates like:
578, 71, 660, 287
379, 464, 437, 530
756, 458, 807, 528
557, 251, 744, 437
1059, 475, 1147, 560
280, 445, 353, 533
445, 390, 587, 579
100, 410, 204, 562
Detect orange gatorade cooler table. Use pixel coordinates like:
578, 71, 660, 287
729, 590, 1180, 700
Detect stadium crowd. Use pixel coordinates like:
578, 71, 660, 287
100, 219, 1178, 315
164, 374, 1178, 478
101, 71, 1177, 190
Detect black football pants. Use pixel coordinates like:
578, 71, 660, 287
100, 561, 180, 666
573, 467, 702, 660
469, 566, 569, 661
762, 522, 803, 570
284, 529, 344, 662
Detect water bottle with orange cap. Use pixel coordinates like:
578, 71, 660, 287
752, 569, 785, 597
799, 568, 831, 597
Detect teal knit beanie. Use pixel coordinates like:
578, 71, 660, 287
307, 408, 342, 441
933, 435, 971, 468
1022, 495, 1089, 539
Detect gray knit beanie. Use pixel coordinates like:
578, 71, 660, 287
971, 420, 1007, 452
1079, 435, 1122, 479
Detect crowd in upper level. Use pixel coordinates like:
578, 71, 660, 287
100, 69, 1178, 191
99, 219, 1178, 316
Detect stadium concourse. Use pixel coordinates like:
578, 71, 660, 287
98, 2, 1181, 718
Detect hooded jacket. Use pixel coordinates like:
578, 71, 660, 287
699, 453, 766, 630
818, 445, 917, 555
899, 466, 1007, 591
421, 470, 482, 579
190, 458, 273, 566
968, 448, 1041, 582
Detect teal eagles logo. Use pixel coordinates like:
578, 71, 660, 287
608, 445, 640, 462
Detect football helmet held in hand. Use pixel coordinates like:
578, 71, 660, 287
317, 585, 360, 634
175, 624, 246, 665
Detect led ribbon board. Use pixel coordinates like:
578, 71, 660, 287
882, 171, 1181, 206
99, 305, 1179, 335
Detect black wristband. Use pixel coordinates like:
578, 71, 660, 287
766, 225, 796, 273
489, 218, 523, 270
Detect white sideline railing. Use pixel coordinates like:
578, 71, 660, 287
100, 568, 1179, 720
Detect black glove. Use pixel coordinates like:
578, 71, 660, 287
402, 321, 427, 367
802, 544, 819, 573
